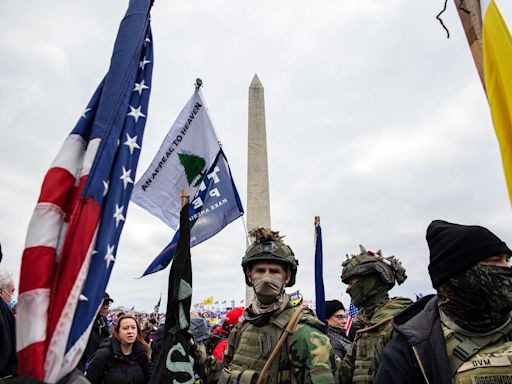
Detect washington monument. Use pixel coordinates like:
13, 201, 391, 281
246, 74, 271, 303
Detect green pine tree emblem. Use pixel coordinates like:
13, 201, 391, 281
178, 152, 207, 187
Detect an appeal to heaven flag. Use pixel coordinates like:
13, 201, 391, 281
16, 0, 154, 381
481, 0, 512, 204
132, 88, 220, 228
141, 148, 244, 276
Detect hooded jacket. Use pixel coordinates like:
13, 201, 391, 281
374, 295, 451, 384
85, 337, 150, 384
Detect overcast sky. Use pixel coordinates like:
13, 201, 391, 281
1, 0, 512, 312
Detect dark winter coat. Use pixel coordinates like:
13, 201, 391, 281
149, 323, 165, 376
0, 298, 17, 378
85, 337, 150, 384
326, 326, 352, 359
79, 316, 111, 371
374, 294, 452, 384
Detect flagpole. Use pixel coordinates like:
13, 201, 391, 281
453, 0, 485, 89
181, 189, 190, 207
314, 216, 326, 322
314, 216, 320, 244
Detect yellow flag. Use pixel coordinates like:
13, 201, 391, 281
482, 1, 512, 203
202, 296, 214, 305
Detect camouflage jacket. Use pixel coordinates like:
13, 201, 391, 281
197, 304, 337, 384
338, 296, 412, 384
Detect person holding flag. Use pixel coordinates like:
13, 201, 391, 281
337, 245, 411, 384
195, 228, 337, 384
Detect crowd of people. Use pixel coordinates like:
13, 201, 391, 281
1, 219, 511, 384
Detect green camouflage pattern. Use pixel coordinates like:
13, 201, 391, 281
341, 246, 407, 288
441, 319, 512, 382
288, 320, 338, 384
338, 297, 412, 384
197, 306, 337, 384
452, 341, 512, 384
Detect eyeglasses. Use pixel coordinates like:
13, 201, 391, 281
334, 314, 346, 320
1, 288, 13, 296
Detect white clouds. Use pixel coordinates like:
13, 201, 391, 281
1, 0, 511, 311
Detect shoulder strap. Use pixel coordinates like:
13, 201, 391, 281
444, 321, 512, 376
256, 305, 305, 384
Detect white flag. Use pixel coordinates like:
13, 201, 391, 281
132, 88, 219, 228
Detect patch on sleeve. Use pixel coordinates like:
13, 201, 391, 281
458, 345, 512, 373
472, 374, 512, 384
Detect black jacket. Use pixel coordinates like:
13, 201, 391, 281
0, 298, 17, 378
374, 295, 451, 384
149, 323, 165, 376
85, 337, 150, 384
79, 316, 111, 371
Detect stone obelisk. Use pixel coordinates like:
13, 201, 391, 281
246, 74, 271, 304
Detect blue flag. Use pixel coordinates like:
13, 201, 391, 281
315, 224, 326, 322
142, 148, 244, 276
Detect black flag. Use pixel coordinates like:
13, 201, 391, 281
150, 198, 194, 384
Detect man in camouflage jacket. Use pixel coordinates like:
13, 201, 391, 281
337, 245, 412, 384
196, 228, 337, 384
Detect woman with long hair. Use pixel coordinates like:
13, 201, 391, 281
86, 314, 151, 384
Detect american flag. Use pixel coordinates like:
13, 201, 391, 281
345, 301, 359, 335
16, 1, 154, 382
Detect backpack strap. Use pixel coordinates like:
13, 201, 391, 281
255, 306, 305, 384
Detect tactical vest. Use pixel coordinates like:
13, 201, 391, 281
442, 321, 512, 384
351, 316, 393, 384
220, 306, 316, 384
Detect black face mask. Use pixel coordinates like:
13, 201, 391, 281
440, 264, 512, 333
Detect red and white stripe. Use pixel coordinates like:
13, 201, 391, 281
345, 316, 354, 335
17, 134, 102, 382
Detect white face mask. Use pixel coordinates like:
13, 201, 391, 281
252, 275, 285, 304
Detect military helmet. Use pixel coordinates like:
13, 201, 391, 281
242, 228, 298, 287
341, 245, 407, 288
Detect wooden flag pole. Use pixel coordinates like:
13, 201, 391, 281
314, 216, 320, 244
453, 0, 485, 90
181, 189, 190, 208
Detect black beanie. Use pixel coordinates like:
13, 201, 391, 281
427, 220, 511, 288
325, 300, 345, 320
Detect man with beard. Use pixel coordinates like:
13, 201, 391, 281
375, 220, 512, 383
195, 228, 337, 384
338, 245, 411, 383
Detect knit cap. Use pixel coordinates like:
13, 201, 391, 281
427, 220, 511, 287
325, 300, 345, 320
